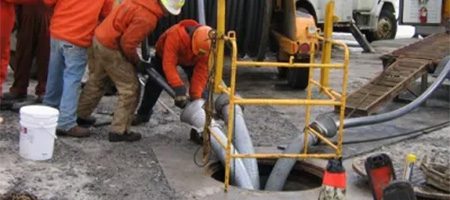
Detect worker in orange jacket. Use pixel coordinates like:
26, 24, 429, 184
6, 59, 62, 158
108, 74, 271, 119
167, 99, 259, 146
42, 0, 114, 137
0, 0, 38, 123
77, 0, 185, 142
132, 19, 212, 126
2, 1, 52, 103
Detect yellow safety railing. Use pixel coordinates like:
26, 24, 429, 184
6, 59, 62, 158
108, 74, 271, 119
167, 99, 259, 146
210, 0, 349, 191
210, 32, 349, 191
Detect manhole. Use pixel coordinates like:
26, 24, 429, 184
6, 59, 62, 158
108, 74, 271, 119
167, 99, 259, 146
207, 159, 323, 191
1, 191, 38, 200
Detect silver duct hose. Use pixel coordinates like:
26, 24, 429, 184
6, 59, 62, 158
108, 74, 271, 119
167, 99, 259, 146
180, 99, 255, 190
264, 134, 318, 191
267, 56, 450, 190
215, 94, 260, 189
197, 0, 206, 25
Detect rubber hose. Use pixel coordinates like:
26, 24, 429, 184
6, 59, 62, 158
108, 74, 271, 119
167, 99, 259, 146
235, 0, 246, 57
264, 134, 318, 191
180, 100, 255, 189
269, 56, 450, 190
215, 94, 261, 189
243, 0, 256, 57
343, 56, 450, 128
256, 0, 273, 61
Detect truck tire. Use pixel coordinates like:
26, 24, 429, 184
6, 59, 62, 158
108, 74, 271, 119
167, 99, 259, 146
287, 58, 309, 89
365, 9, 397, 42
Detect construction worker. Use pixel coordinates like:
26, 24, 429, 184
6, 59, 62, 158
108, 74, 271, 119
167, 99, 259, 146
2, 2, 52, 103
77, 0, 185, 142
0, 0, 38, 123
132, 19, 212, 126
42, 0, 114, 137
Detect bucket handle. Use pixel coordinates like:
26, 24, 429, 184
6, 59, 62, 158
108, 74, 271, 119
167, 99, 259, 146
21, 122, 58, 139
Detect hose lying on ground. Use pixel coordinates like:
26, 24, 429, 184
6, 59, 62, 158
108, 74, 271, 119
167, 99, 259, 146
267, 56, 450, 191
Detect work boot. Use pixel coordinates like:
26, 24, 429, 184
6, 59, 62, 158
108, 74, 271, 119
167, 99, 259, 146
56, 126, 91, 137
131, 114, 150, 126
77, 116, 97, 128
2, 92, 27, 101
108, 131, 142, 142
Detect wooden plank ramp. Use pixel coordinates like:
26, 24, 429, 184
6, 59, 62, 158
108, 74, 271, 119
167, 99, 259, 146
343, 58, 431, 116
339, 33, 450, 116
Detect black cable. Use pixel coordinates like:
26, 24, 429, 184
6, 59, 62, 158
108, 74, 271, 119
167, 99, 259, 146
338, 121, 450, 145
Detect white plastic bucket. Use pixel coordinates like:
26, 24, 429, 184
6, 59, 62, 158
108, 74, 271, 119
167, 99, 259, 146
19, 105, 59, 161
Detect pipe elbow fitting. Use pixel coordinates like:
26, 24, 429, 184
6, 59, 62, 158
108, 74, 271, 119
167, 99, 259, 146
309, 114, 338, 138
214, 94, 230, 115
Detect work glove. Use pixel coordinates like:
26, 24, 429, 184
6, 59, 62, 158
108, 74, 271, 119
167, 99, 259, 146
137, 61, 150, 75
173, 86, 188, 108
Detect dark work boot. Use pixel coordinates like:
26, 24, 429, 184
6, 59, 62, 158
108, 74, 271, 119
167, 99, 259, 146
56, 126, 91, 137
131, 114, 150, 126
2, 92, 27, 101
77, 116, 97, 128
108, 131, 142, 142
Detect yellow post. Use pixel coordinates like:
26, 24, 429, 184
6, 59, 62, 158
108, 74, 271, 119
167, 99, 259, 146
444, 0, 450, 21
224, 35, 238, 192
320, 0, 335, 89
214, 0, 226, 93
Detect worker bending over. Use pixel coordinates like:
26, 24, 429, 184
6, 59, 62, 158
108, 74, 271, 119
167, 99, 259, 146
133, 19, 212, 125
77, 0, 185, 142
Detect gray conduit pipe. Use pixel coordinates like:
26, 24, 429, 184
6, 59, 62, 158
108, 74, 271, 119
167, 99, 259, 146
267, 56, 450, 191
312, 56, 450, 138
197, 0, 206, 25
215, 94, 260, 189
180, 99, 255, 190
264, 134, 318, 191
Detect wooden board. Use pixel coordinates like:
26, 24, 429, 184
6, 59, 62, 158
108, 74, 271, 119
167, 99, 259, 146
342, 58, 431, 115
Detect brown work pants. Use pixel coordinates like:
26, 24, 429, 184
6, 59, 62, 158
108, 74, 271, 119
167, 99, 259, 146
9, 5, 50, 96
78, 38, 139, 134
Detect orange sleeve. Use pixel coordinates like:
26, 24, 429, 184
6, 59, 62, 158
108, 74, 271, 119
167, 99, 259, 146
120, 12, 158, 65
162, 32, 184, 88
42, 0, 56, 6
189, 55, 209, 99
100, 0, 114, 20
5, 0, 38, 3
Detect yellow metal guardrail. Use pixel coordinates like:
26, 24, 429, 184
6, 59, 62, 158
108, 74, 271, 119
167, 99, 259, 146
210, 0, 349, 191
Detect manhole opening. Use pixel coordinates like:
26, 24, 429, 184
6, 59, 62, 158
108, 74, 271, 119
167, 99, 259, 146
1, 190, 38, 200
208, 159, 323, 191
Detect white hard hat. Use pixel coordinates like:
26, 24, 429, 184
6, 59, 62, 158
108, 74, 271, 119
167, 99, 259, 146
160, 0, 185, 15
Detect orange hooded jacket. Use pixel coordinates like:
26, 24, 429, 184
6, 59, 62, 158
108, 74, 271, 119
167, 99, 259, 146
95, 0, 165, 65
43, 0, 114, 48
155, 19, 209, 99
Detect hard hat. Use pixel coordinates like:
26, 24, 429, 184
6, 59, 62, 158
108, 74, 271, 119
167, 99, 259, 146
160, 0, 185, 15
192, 26, 212, 56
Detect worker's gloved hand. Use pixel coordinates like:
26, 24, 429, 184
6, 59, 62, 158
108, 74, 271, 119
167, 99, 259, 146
136, 61, 150, 75
173, 86, 188, 108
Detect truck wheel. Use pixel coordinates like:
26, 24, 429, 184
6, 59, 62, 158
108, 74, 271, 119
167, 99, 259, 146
286, 58, 309, 89
365, 9, 397, 42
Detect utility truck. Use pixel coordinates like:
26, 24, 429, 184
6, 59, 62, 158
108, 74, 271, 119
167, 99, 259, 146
296, 0, 398, 42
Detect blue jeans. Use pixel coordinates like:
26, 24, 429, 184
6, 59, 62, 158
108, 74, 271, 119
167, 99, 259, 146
43, 38, 87, 130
